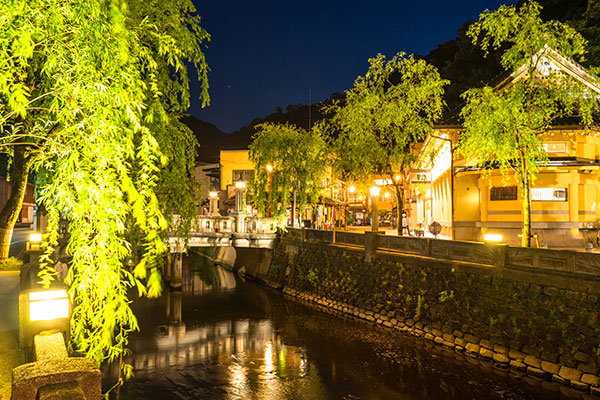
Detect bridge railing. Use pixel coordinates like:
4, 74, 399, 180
194, 216, 235, 234
245, 217, 276, 234
287, 227, 600, 278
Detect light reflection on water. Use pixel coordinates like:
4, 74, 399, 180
103, 254, 576, 400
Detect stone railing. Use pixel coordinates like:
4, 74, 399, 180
292, 228, 600, 278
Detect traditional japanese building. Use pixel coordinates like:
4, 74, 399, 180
414, 48, 600, 247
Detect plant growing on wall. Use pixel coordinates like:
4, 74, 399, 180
324, 53, 448, 235
0, 0, 209, 392
249, 122, 329, 224
458, 0, 600, 247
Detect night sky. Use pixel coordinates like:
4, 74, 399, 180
190, 1, 512, 133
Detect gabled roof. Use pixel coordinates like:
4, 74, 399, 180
496, 45, 600, 96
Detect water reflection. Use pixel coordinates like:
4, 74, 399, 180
104, 255, 576, 400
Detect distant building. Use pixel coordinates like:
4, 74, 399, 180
194, 162, 220, 198
0, 177, 35, 225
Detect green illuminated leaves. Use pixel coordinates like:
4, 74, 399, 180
325, 52, 447, 226
459, 0, 600, 246
0, 0, 209, 392
249, 123, 329, 221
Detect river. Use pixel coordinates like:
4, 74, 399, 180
104, 253, 580, 399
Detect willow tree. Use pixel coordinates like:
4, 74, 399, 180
249, 123, 329, 225
459, 1, 599, 247
0, 0, 209, 388
325, 53, 447, 234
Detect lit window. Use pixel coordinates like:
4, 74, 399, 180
532, 188, 567, 201
542, 142, 567, 153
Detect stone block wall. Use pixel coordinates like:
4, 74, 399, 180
266, 233, 600, 395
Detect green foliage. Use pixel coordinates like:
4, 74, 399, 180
0, 257, 22, 270
459, 0, 599, 246
0, 0, 209, 390
438, 290, 455, 304
269, 263, 282, 280
324, 53, 447, 229
249, 122, 329, 222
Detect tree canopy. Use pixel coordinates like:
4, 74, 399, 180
248, 122, 329, 223
0, 0, 209, 388
324, 53, 447, 233
458, 0, 599, 247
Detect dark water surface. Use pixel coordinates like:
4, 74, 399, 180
104, 255, 578, 399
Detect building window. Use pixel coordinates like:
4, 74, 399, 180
532, 188, 567, 201
232, 170, 253, 182
490, 186, 518, 201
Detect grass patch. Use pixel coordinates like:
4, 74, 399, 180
0, 257, 22, 270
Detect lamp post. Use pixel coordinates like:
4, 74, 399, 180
370, 185, 380, 232
234, 176, 247, 233
234, 177, 246, 213
266, 164, 273, 217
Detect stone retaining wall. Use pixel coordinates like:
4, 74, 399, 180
264, 230, 600, 396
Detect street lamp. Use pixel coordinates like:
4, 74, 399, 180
234, 177, 246, 213
370, 185, 380, 232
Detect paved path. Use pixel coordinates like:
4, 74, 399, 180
0, 271, 19, 332
0, 271, 23, 400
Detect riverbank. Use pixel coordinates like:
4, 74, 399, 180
220, 228, 600, 397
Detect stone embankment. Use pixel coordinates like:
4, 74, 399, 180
232, 228, 600, 397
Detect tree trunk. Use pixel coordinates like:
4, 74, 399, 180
0, 145, 33, 259
393, 182, 404, 235
521, 174, 532, 248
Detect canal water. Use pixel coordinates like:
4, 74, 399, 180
104, 254, 579, 399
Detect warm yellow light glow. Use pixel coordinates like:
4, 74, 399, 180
358, 195, 363, 201
374, 178, 392, 186
384, 192, 391, 199
369, 186, 380, 197
264, 341, 274, 373
266, 164, 273, 173
29, 289, 69, 321
235, 180, 246, 189
425, 189, 431, 199
394, 174, 401, 182
29, 233, 42, 243
209, 191, 218, 198
431, 142, 452, 181
484, 233, 503, 242
348, 185, 356, 193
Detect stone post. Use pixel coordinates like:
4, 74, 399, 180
208, 191, 220, 216
170, 253, 182, 289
